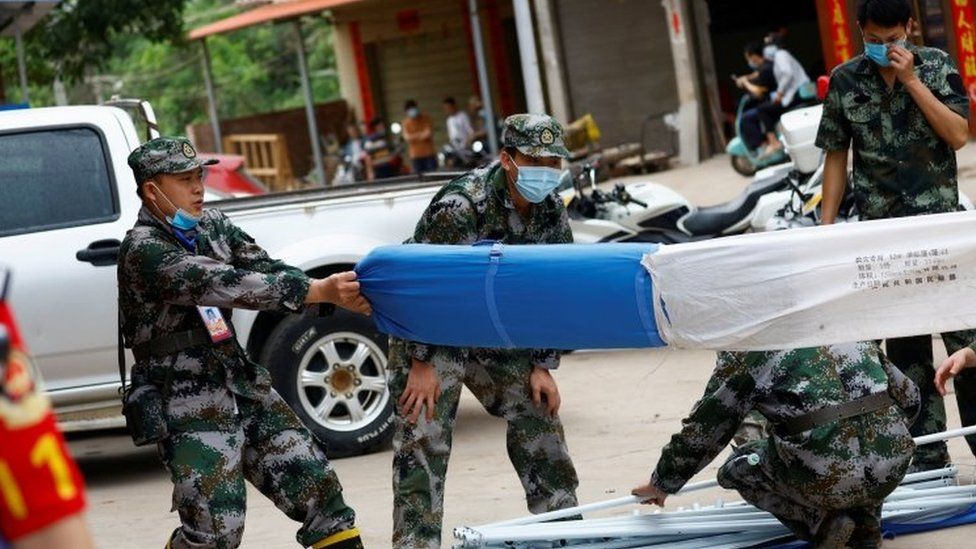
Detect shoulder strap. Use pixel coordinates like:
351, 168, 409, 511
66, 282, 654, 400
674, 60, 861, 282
117, 304, 127, 395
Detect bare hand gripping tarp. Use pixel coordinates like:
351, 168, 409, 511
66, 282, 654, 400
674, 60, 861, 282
356, 211, 976, 351
355, 242, 664, 349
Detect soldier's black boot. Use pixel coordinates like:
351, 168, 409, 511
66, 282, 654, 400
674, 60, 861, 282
847, 506, 884, 549
813, 513, 855, 549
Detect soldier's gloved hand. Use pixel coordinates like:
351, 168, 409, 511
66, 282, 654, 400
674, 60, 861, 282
399, 359, 441, 424
308, 272, 372, 315
530, 367, 561, 417
631, 482, 668, 507
935, 348, 976, 396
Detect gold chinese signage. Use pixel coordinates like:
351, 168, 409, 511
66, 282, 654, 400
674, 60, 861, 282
951, 0, 976, 114
818, 0, 855, 70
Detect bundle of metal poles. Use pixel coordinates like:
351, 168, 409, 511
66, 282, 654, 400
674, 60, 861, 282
454, 426, 976, 548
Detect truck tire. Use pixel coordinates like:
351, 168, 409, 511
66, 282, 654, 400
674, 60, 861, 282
261, 311, 395, 458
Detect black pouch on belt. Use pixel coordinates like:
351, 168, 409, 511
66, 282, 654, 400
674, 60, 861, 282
118, 308, 169, 446
122, 383, 169, 446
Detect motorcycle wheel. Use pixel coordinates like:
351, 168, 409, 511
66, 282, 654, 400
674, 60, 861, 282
730, 155, 757, 177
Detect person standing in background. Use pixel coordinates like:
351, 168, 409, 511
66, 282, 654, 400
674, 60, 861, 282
401, 100, 437, 174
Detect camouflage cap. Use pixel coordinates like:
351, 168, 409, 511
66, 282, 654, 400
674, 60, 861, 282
501, 114, 570, 159
127, 136, 217, 184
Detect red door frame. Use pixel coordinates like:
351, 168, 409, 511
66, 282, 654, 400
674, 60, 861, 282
350, 21, 376, 122
485, 0, 516, 116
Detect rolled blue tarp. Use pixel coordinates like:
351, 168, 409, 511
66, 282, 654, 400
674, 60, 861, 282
355, 242, 664, 350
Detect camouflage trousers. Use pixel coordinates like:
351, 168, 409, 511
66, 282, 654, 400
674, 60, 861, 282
389, 342, 579, 548
158, 388, 356, 548
719, 441, 906, 545
887, 336, 976, 467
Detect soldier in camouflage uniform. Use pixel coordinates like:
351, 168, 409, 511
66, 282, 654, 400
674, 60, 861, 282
815, 0, 976, 470
389, 114, 579, 548
118, 137, 370, 549
633, 342, 920, 548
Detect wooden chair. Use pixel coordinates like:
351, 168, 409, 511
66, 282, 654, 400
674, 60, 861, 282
222, 133, 295, 192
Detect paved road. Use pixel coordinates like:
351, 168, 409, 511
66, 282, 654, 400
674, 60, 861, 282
72, 152, 976, 547
72, 346, 976, 547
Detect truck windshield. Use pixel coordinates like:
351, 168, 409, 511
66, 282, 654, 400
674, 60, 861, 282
0, 127, 118, 237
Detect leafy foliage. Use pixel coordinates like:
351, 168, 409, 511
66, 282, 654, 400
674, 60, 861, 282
1, 0, 340, 136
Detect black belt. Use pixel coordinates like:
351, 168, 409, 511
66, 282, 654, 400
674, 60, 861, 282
131, 328, 213, 362
778, 391, 894, 436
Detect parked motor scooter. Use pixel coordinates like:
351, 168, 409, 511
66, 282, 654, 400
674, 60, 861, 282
569, 97, 974, 243
765, 163, 975, 231
559, 160, 700, 244
683, 104, 827, 235
564, 102, 828, 243
726, 83, 820, 177
439, 140, 488, 170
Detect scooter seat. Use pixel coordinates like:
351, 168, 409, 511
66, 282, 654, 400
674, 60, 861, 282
680, 173, 789, 236
616, 229, 713, 245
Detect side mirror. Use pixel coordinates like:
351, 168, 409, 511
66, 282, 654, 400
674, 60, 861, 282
817, 75, 830, 101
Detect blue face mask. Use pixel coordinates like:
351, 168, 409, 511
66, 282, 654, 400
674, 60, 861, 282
511, 159, 562, 204
169, 209, 201, 231
864, 38, 907, 67
150, 182, 201, 231
762, 45, 778, 61
748, 61, 761, 70
407, 107, 419, 118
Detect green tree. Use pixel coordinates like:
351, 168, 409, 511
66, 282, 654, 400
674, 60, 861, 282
0, 0, 186, 102
2, 0, 340, 137
37, 0, 186, 81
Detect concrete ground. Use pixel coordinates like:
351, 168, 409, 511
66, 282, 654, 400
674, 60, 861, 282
72, 150, 976, 547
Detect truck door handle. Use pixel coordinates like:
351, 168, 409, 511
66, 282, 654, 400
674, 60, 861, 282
76, 239, 121, 266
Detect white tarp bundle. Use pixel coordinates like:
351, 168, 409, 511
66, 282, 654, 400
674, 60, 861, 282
645, 210, 976, 350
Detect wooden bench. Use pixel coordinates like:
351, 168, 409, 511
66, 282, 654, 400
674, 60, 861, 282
222, 133, 295, 192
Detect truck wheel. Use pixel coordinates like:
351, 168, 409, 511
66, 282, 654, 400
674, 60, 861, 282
730, 155, 757, 177
261, 311, 394, 458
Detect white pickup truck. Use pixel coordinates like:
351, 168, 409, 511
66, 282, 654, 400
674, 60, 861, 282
0, 102, 462, 457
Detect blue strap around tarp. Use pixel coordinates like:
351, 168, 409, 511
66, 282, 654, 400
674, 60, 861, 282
355, 242, 665, 350
767, 504, 976, 547
484, 242, 514, 348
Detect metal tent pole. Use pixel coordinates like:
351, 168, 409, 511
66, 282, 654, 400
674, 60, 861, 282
476, 479, 719, 529
914, 424, 976, 446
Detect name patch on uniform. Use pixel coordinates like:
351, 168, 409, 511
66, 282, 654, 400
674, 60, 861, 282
197, 306, 232, 343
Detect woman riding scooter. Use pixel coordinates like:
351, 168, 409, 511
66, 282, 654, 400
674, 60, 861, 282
756, 35, 811, 157
735, 42, 777, 151
728, 36, 815, 176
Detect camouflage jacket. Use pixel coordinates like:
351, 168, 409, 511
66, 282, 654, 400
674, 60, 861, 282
118, 207, 309, 429
404, 160, 573, 369
815, 47, 969, 220
651, 342, 920, 494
